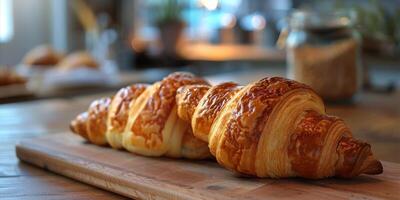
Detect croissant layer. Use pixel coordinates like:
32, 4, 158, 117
71, 72, 382, 178
71, 72, 211, 159
176, 76, 382, 178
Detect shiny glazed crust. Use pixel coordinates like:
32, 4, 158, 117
123, 72, 210, 157
70, 72, 383, 178
176, 76, 383, 178
70, 72, 211, 159
87, 97, 112, 145
106, 84, 148, 149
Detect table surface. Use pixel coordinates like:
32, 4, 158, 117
1, 79, 400, 199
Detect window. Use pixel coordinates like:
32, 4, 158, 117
0, 0, 13, 43
136, 0, 243, 41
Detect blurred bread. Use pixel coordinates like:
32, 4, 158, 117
22, 45, 63, 67
0, 68, 27, 86
57, 52, 99, 71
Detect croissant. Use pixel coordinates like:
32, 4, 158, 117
70, 72, 211, 159
22, 45, 63, 67
176, 77, 383, 178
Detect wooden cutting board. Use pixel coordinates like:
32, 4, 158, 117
16, 133, 400, 200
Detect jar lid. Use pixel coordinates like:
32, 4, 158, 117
289, 10, 355, 30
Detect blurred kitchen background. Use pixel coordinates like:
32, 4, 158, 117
0, 0, 399, 102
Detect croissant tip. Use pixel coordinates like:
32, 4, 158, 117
69, 112, 90, 141
362, 157, 383, 175
69, 120, 77, 134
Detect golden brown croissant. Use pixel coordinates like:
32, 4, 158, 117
70, 72, 211, 159
176, 77, 383, 178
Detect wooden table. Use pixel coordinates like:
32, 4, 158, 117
1, 89, 399, 199
0, 98, 127, 199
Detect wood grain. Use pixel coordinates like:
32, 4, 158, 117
16, 133, 400, 200
0, 99, 126, 200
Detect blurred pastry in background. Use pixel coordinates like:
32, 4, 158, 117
22, 45, 63, 67
57, 51, 99, 71
0, 68, 27, 86
0, 68, 32, 99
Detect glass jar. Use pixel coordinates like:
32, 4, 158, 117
286, 10, 361, 101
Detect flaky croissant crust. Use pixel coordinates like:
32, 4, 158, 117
71, 72, 382, 179
71, 72, 211, 159
176, 76, 383, 178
